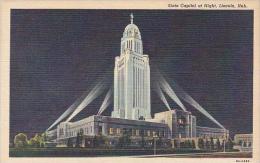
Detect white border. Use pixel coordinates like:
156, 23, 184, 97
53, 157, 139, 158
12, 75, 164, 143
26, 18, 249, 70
0, 0, 259, 163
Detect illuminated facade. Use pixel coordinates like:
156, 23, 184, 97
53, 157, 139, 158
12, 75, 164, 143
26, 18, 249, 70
112, 13, 151, 120
46, 14, 229, 148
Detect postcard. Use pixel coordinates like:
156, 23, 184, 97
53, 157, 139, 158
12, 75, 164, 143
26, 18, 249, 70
0, 0, 259, 163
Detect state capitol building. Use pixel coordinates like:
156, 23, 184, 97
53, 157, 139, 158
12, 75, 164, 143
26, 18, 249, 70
46, 14, 228, 148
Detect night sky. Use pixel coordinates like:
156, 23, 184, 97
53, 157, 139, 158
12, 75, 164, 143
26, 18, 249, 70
10, 10, 253, 140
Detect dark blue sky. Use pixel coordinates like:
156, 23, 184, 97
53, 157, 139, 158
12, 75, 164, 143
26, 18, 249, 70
10, 10, 253, 139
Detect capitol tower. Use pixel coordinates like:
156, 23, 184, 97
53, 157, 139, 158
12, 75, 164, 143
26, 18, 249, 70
112, 13, 151, 120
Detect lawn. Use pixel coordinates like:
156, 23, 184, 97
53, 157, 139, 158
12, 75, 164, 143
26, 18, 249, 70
9, 147, 208, 157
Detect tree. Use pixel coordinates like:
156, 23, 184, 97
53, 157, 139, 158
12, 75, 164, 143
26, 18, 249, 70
165, 139, 172, 148
27, 138, 37, 147
27, 133, 46, 148
140, 129, 145, 148
179, 142, 184, 148
97, 135, 105, 147
238, 140, 243, 146
156, 137, 163, 148
221, 140, 225, 150
173, 139, 178, 148
14, 133, 28, 148
67, 138, 73, 147
216, 138, 221, 151
117, 128, 131, 148
75, 133, 81, 147
117, 136, 124, 148
103, 136, 110, 148
210, 137, 214, 150
93, 135, 106, 148
41, 133, 47, 147
34, 134, 42, 147
93, 135, 98, 148
184, 140, 191, 148
228, 138, 234, 150
198, 138, 204, 149
191, 140, 196, 149
75, 129, 84, 148
188, 140, 192, 148
243, 141, 247, 147
205, 139, 210, 150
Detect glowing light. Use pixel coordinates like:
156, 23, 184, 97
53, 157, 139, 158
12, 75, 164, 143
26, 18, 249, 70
153, 83, 171, 111
158, 74, 187, 112
97, 88, 112, 115
46, 87, 93, 131
173, 84, 226, 129
66, 81, 107, 122
157, 72, 225, 130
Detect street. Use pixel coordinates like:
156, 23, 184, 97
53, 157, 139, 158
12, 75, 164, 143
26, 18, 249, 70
132, 152, 252, 158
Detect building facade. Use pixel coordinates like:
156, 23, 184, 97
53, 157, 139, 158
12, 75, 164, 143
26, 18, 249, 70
147, 110, 197, 139
46, 109, 228, 148
196, 126, 228, 139
233, 134, 252, 152
53, 115, 170, 147
112, 13, 151, 120
46, 14, 229, 148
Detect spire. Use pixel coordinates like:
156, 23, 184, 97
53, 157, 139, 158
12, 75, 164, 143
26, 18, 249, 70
130, 13, 134, 24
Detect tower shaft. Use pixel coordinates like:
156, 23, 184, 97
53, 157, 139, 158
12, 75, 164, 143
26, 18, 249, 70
112, 14, 151, 120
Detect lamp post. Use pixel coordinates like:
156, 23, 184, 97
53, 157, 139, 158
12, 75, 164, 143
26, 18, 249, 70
153, 135, 158, 156
223, 139, 226, 153
223, 129, 227, 153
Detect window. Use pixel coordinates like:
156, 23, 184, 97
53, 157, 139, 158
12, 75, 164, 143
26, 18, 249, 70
128, 129, 132, 136
136, 129, 140, 136
109, 128, 114, 135
135, 41, 136, 52
116, 128, 121, 135
147, 130, 151, 137
98, 126, 102, 135
153, 131, 156, 137
136, 42, 139, 53
143, 130, 147, 136
59, 128, 64, 136
132, 129, 136, 136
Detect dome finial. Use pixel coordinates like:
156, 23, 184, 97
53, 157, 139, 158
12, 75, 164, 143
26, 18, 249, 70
130, 13, 134, 24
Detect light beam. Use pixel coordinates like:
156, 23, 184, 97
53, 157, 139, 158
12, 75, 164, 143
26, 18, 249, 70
97, 88, 112, 115
156, 71, 225, 129
153, 83, 171, 111
66, 81, 107, 122
173, 83, 226, 129
46, 87, 93, 131
158, 75, 187, 111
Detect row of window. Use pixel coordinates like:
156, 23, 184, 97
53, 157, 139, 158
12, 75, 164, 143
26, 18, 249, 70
198, 133, 225, 139
133, 57, 145, 63
66, 126, 93, 137
118, 68, 125, 109
133, 66, 145, 108
121, 40, 142, 54
108, 128, 166, 137
125, 29, 139, 37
